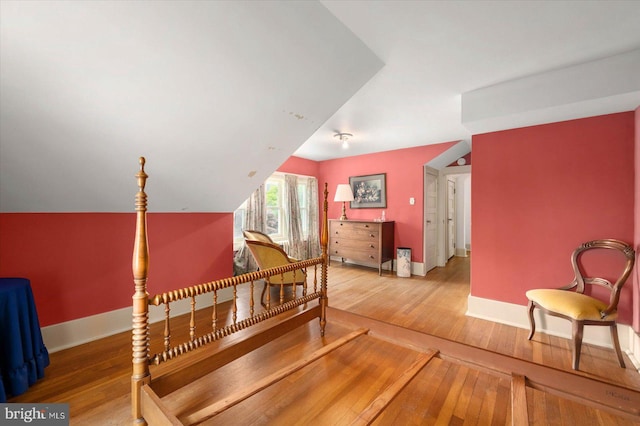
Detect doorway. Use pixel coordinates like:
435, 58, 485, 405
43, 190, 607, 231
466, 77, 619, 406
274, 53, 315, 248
447, 179, 456, 261
423, 169, 438, 273
423, 164, 471, 272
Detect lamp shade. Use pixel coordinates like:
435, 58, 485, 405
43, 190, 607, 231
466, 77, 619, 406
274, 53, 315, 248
334, 184, 354, 202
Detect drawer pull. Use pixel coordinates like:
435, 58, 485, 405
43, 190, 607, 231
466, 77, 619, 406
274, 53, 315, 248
369, 255, 375, 259
369, 234, 375, 237
369, 244, 374, 248
364, 224, 369, 228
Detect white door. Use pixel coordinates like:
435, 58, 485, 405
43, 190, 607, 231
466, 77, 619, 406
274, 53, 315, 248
447, 179, 456, 260
424, 171, 437, 272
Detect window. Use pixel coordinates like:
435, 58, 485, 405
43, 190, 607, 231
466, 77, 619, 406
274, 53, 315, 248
233, 204, 246, 241
265, 178, 285, 240
233, 174, 312, 246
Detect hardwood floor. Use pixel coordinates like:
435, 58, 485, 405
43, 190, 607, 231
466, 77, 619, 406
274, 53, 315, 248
9, 256, 640, 424
328, 257, 640, 386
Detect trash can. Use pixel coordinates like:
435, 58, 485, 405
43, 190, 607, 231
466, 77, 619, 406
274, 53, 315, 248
397, 247, 411, 277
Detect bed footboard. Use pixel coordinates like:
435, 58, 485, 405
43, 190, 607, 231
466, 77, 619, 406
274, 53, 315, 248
131, 158, 329, 425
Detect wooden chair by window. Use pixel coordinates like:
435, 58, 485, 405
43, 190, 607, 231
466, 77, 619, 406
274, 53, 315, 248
244, 229, 299, 261
245, 240, 306, 305
526, 239, 635, 370
242, 229, 274, 244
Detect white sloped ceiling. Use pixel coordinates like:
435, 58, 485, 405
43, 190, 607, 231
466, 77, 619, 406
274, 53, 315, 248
0, 1, 383, 212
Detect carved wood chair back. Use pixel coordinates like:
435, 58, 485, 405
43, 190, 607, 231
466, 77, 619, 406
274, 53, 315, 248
526, 239, 635, 370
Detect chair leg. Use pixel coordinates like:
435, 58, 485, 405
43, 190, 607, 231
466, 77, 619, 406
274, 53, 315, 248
526, 300, 536, 340
609, 323, 626, 368
261, 282, 268, 306
571, 321, 584, 370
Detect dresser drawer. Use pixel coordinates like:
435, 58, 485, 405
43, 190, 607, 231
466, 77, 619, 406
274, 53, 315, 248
331, 223, 379, 240
331, 246, 379, 263
330, 237, 377, 252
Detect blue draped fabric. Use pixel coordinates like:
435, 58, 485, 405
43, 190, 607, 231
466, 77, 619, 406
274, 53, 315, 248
0, 278, 50, 402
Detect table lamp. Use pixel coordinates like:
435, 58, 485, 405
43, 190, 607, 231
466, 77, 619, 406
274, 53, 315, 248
334, 184, 354, 220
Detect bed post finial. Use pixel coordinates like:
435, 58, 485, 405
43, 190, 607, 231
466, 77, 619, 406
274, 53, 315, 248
133, 156, 149, 280
132, 156, 150, 425
136, 157, 147, 191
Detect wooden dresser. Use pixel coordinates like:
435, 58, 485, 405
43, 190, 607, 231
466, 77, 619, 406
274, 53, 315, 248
329, 220, 395, 275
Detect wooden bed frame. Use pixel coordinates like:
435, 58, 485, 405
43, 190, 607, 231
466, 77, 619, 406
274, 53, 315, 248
130, 158, 330, 425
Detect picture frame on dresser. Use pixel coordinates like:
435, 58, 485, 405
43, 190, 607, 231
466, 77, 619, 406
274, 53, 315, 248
349, 173, 386, 209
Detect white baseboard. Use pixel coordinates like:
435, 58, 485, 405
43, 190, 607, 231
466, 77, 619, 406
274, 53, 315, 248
411, 261, 426, 276
466, 295, 640, 371
42, 288, 233, 353
628, 326, 640, 370
455, 248, 468, 257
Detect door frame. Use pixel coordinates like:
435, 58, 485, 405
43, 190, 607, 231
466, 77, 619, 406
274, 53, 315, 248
428, 164, 471, 268
446, 178, 456, 261
423, 166, 439, 275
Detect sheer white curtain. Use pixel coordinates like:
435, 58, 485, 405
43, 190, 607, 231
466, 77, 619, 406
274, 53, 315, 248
306, 177, 321, 258
233, 184, 265, 274
285, 175, 305, 260
285, 175, 320, 259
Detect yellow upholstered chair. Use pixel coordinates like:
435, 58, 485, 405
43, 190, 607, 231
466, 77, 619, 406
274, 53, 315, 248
245, 240, 306, 305
526, 239, 635, 370
243, 229, 298, 261
242, 229, 274, 244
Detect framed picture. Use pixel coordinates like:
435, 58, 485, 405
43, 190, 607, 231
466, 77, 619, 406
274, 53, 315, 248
350, 173, 386, 209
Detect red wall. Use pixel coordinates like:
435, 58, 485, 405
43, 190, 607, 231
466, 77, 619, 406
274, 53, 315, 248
278, 155, 320, 177
0, 213, 233, 326
471, 112, 635, 324
318, 142, 457, 262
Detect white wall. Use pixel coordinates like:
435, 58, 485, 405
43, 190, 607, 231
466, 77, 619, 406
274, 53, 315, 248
464, 175, 471, 251
454, 174, 471, 256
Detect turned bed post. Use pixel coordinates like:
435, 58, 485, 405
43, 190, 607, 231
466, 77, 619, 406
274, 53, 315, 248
131, 157, 150, 425
320, 182, 329, 336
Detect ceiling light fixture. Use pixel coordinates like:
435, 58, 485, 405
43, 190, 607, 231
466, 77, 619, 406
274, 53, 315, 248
334, 132, 353, 149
